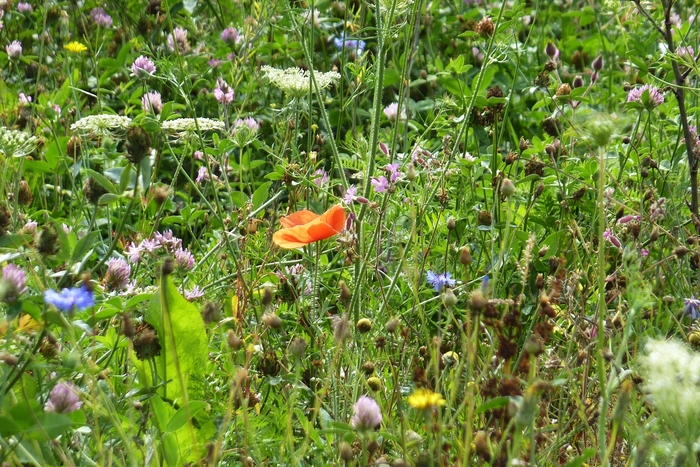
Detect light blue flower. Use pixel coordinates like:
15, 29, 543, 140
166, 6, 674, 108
426, 271, 455, 292
44, 286, 94, 313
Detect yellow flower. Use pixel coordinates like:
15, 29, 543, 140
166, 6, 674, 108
407, 388, 446, 410
64, 41, 88, 53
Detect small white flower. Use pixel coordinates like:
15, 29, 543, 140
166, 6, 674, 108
0, 127, 38, 158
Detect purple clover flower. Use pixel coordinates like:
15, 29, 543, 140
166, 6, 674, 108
44, 286, 94, 313
167, 27, 190, 54
131, 56, 156, 78
104, 257, 131, 291
214, 77, 234, 104
350, 395, 382, 431
44, 381, 82, 414
371, 176, 389, 193
221, 27, 239, 44
142, 91, 163, 114
1, 264, 28, 303
90, 7, 113, 28
6, 40, 22, 59
627, 84, 664, 109
426, 271, 456, 292
17, 2, 32, 13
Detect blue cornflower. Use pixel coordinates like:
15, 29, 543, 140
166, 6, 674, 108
44, 286, 94, 313
333, 33, 366, 55
426, 271, 456, 292
684, 297, 700, 319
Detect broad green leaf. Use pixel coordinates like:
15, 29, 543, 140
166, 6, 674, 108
136, 276, 208, 403
25, 412, 72, 441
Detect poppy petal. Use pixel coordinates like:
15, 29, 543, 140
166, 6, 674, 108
318, 205, 347, 232
279, 210, 319, 228
273, 205, 347, 249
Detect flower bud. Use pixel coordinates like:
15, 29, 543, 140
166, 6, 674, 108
339, 280, 351, 308
500, 178, 515, 197
459, 247, 472, 266
592, 55, 604, 72
470, 290, 488, 311
442, 288, 458, 307
385, 317, 400, 333
406, 163, 417, 181
227, 330, 243, 350
545, 42, 558, 59
262, 312, 282, 329
572, 75, 584, 89
446, 216, 456, 230
356, 318, 372, 333
367, 376, 382, 391
289, 337, 307, 359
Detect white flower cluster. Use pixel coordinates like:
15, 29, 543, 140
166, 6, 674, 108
261, 66, 340, 97
0, 127, 38, 158
70, 115, 133, 137
641, 339, 700, 440
161, 118, 225, 136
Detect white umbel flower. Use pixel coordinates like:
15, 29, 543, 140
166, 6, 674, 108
261, 66, 340, 97
161, 118, 225, 138
641, 339, 700, 441
70, 115, 133, 137
0, 127, 38, 158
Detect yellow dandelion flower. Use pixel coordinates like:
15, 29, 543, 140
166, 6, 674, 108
64, 41, 88, 53
407, 388, 446, 410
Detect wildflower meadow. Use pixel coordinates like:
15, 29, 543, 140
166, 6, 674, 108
2, 0, 700, 465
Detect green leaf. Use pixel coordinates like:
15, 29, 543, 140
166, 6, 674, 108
25, 412, 72, 441
162, 432, 180, 467
0, 415, 22, 436
85, 169, 117, 194
475, 396, 510, 414
252, 182, 271, 210
70, 231, 99, 263
564, 448, 596, 467
166, 401, 207, 432
230, 191, 248, 209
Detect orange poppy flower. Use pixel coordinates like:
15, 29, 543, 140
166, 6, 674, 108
273, 205, 347, 249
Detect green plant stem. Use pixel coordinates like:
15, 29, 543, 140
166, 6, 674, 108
596, 144, 608, 467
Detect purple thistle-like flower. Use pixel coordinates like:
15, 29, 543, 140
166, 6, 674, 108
104, 257, 131, 291
221, 27, 239, 44
1, 264, 28, 303
184, 285, 204, 301
141, 91, 163, 114
90, 7, 113, 28
426, 271, 456, 292
174, 248, 195, 270
214, 77, 234, 104
44, 286, 94, 313
125, 241, 143, 263
351, 395, 382, 431
44, 381, 82, 414
371, 176, 389, 193
154, 230, 182, 251
6, 40, 22, 59
167, 27, 190, 54
627, 84, 664, 109
684, 297, 700, 319
131, 55, 156, 78
17, 2, 33, 13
